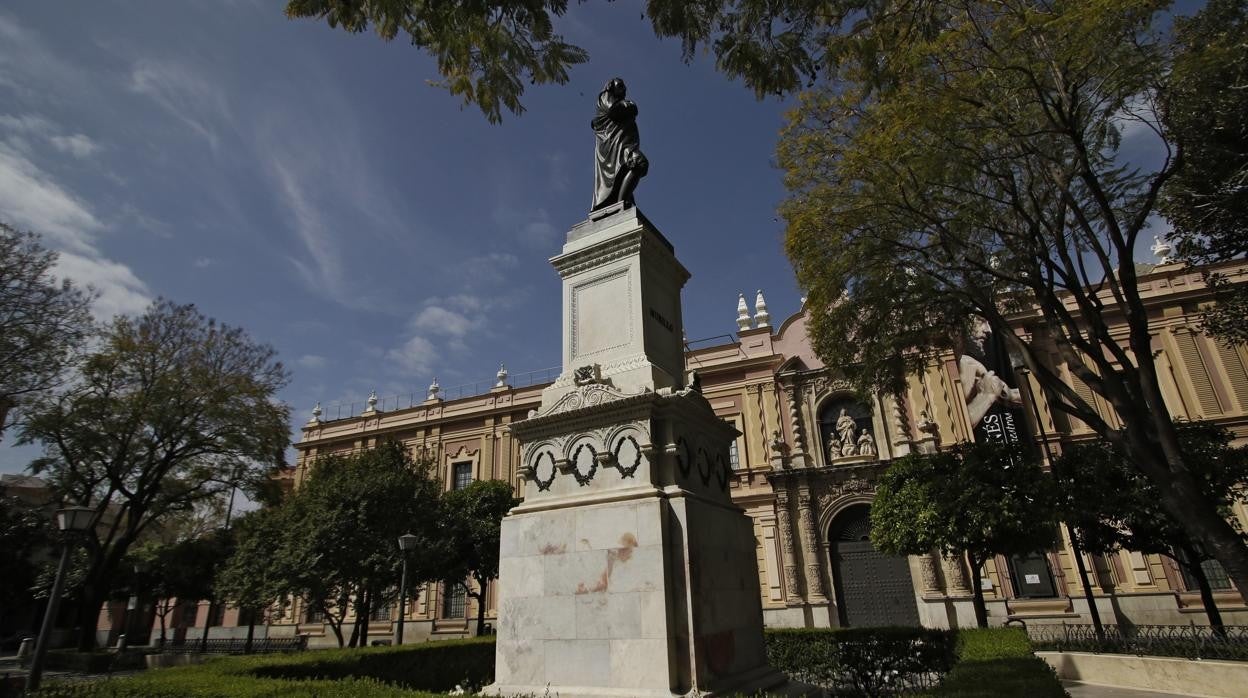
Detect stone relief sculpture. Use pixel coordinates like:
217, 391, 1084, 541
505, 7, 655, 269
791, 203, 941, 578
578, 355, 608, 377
591, 78, 648, 211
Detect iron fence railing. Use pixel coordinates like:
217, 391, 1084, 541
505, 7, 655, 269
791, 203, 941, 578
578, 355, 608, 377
1027, 623, 1248, 661
314, 366, 561, 422
153, 635, 308, 655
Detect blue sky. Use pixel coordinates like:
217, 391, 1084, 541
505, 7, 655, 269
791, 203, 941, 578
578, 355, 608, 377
0, 2, 809, 473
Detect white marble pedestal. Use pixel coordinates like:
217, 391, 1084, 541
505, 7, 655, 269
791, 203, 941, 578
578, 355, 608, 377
485, 207, 784, 697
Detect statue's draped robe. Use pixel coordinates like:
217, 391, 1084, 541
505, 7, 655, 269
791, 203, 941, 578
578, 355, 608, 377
591, 89, 648, 210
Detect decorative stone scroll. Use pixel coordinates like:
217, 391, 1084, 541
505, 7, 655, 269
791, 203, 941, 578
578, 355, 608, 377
538, 380, 631, 417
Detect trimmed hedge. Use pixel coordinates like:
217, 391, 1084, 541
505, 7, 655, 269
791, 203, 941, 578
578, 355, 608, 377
926, 628, 1066, 697
34, 637, 495, 698
42, 650, 147, 673
35, 628, 1066, 697
766, 626, 957, 694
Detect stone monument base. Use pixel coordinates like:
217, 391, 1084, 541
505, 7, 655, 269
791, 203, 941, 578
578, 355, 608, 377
485, 482, 787, 697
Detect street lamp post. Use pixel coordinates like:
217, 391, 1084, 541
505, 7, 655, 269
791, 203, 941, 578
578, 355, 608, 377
395, 534, 418, 646
27, 505, 95, 692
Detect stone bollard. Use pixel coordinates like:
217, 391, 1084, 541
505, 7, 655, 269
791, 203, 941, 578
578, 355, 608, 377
116, 634, 128, 653
16, 637, 33, 666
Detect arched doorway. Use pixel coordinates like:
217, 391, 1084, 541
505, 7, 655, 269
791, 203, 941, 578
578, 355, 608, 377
829, 504, 920, 627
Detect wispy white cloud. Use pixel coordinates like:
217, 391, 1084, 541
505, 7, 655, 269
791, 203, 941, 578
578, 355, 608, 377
192, 256, 214, 268
0, 142, 100, 252
0, 113, 55, 135
386, 334, 437, 377
128, 60, 231, 150
0, 13, 89, 103
50, 133, 99, 158
414, 305, 479, 338
295, 354, 328, 370
0, 142, 150, 319
54, 250, 151, 318
270, 159, 350, 305
493, 203, 558, 247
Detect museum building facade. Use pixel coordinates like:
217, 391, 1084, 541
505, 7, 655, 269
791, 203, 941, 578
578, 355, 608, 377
158, 256, 1248, 646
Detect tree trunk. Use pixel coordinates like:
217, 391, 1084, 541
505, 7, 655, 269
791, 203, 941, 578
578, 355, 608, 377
347, 615, 360, 648
326, 612, 345, 648
968, 553, 988, 628
244, 611, 256, 654
75, 582, 106, 651
1178, 546, 1225, 635
199, 599, 213, 652
474, 578, 488, 637
358, 590, 369, 648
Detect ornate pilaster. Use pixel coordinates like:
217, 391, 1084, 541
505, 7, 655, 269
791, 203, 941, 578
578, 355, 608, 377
918, 552, 942, 597
783, 383, 808, 462
943, 553, 972, 596
774, 488, 803, 605
796, 489, 828, 602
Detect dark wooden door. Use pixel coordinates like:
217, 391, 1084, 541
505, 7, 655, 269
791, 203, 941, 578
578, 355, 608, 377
830, 507, 921, 627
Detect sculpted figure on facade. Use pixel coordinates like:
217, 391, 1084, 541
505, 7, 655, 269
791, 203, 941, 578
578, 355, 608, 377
856, 430, 876, 458
591, 78, 648, 211
825, 433, 841, 462
836, 408, 857, 456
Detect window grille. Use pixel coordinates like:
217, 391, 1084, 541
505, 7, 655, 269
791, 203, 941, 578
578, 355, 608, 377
442, 583, 466, 619
452, 462, 472, 490
1182, 558, 1234, 592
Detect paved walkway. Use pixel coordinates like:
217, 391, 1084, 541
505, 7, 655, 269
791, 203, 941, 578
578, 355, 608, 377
1063, 680, 1203, 697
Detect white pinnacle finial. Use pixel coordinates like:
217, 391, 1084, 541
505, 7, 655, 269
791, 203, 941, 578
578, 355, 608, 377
495, 363, 509, 388
754, 289, 770, 329
1151, 235, 1173, 264
427, 377, 440, 400
736, 293, 752, 331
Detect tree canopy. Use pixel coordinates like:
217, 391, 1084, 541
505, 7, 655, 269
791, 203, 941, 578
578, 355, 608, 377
0, 223, 94, 440
253, 441, 443, 648
1160, 0, 1248, 343
127, 531, 234, 643
0, 487, 53, 632
441, 479, 517, 636
773, 0, 1248, 600
19, 300, 290, 649
871, 441, 1059, 627
1053, 421, 1248, 629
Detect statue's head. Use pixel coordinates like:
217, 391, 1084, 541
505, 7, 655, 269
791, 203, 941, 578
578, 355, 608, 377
605, 78, 627, 99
